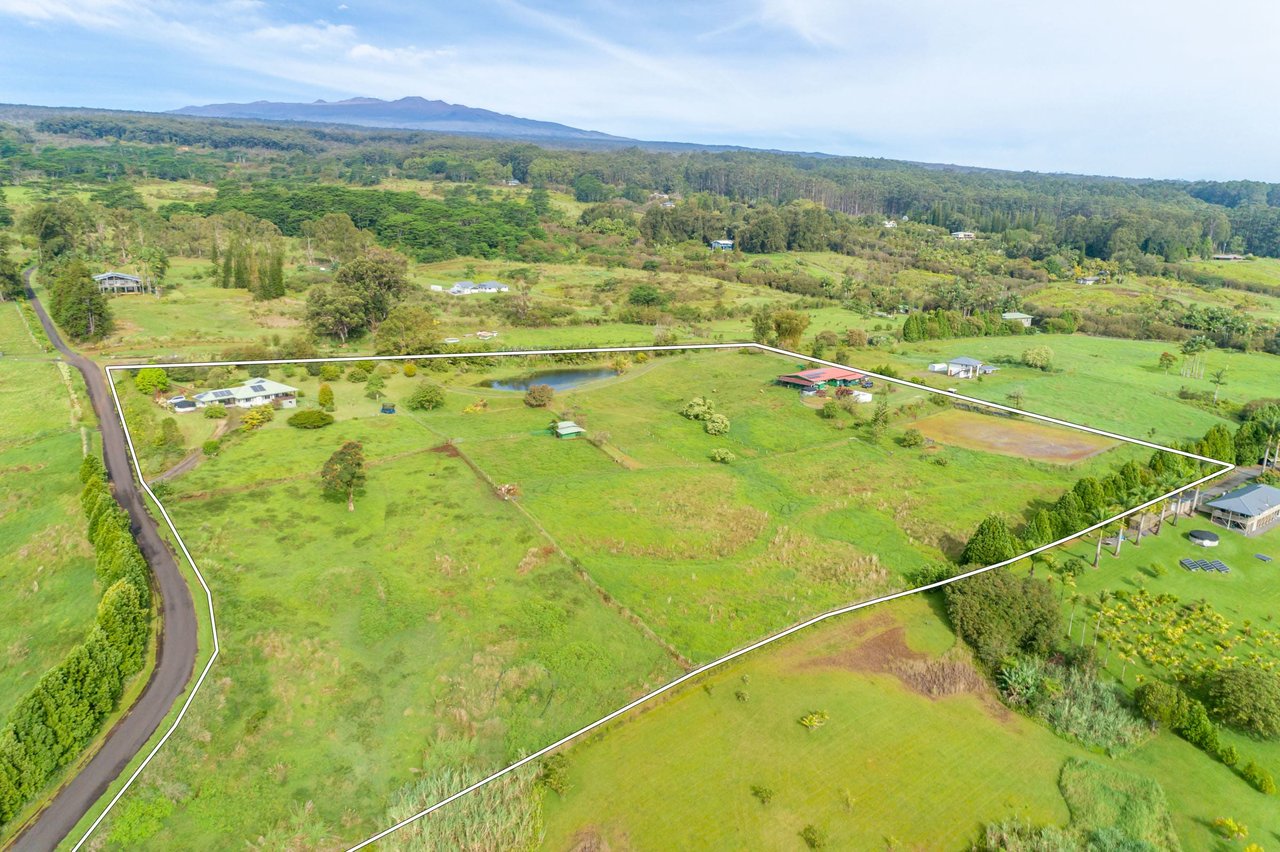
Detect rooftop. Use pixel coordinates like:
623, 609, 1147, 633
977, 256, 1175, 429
194, 378, 298, 404
1206, 483, 1280, 518
93, 271, 142, 282
949, 356, 984, 367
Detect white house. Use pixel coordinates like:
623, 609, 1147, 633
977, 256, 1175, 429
951, 231, 976, 241
94, 272, 147, 295
710, 239, 734, 251
429, 284, 444, 292
1002, 311, 1035, 328
449, 280, 509, 295
945, 356, 996, 379
194, 378, 298, 409
883, 219, 898, 228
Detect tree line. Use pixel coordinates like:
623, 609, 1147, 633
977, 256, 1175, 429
0, 456, 151, 827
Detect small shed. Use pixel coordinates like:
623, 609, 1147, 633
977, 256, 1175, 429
554, 421, 586, 439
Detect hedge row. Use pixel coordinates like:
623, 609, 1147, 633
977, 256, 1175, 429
0, 455, 152, 826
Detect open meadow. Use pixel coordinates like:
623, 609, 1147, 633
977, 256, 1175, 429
87, 345, 1199, 847
0, 303, 97, 713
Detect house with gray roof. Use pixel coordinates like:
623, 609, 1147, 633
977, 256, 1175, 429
94, 271, 147, 295
1001, 311, 1035, 328
193, 378, 298, 410
942, 356, 997, 379
1204, 483, 1280, 535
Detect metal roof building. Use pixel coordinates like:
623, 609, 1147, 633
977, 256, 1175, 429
1205, 483, 1280, 535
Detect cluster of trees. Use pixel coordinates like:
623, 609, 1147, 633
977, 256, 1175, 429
192, 182, 546, 263
0, 456, 151, 826
46, 258, 113, 341
305, 247, 410, 344
900, 309, 1029, 342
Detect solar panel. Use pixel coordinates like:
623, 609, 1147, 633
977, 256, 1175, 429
213, 389, 234, 398
250, 384, 266, 392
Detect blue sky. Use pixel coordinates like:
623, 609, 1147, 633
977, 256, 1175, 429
2, 0, 1278, 180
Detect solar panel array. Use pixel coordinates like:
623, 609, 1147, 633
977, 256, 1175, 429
1179, 558, 1230, 573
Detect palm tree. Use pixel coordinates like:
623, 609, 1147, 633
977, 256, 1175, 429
1068, 593, 1082, 638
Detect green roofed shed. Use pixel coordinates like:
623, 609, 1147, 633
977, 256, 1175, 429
554, 420, 586, 439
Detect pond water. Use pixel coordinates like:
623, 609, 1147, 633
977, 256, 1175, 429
483, 368, 619, 392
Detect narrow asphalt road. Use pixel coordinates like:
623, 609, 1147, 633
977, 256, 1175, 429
9, 271, 199, 852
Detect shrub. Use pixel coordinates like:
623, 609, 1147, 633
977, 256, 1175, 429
1022, 345, 1055, 371
1217, 744, 1240, 767
798, 710, 828, 730
898, 428, 924, 448
536, 754, 570, 795
818, 399, 839, 419
1134, 681, 1191, 729
403, 361, 417, 377
202, 439, 220, 457
680, 396, 715, 420
1175, 700, 1220, 753
750, 785, 773, 805
944, 569, 1060, 667
133, 367, 169, 395
318, 383, 334, 411
240, 406, 274, 431
319, 363, 342, 381
1213, 817, 1248, 840
406, 383, 445, 411
288, 410, 335, 429
1240, 762, 1276, 795
202, 404, 227, 419
1205, 665, 1280, 739
524, 383, 554, 408
710, 449, 736, 464
703, 413, 730, 435
346, 367, 368, 383
799, 824, 827, 850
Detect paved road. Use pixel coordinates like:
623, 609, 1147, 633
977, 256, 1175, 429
9, 272, 198, 852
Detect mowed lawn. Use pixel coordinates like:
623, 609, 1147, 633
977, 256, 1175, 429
1047, 518, 1280, 847
0, 330, 97, 715
97, 414, 679, 849
539, 595, 1083, 850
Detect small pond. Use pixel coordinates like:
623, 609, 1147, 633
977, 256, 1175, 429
483, 368, 619, 392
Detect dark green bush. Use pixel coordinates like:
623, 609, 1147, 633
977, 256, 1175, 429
287, 409, 335, 429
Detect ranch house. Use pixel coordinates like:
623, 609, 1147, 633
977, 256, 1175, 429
709, 239, 734, 251
1204, 483, 1280, 535
776, 367, 866, 391
193, 378, 298, 409
951, 231, 976, 241
94, 271, 147, 295
1001, 311, 1035, 328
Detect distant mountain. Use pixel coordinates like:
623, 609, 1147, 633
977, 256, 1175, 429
170, 96, 632, 143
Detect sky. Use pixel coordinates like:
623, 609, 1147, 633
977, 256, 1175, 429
1, 0, 1279, 181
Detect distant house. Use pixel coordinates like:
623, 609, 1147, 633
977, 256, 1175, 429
193, 378, 298, 409
943, 356, 995, 379
776, 367, 866, 391
1212, 253, 1246, 261
1076, 276, 1100, 285
504, 178, 521, 186
709, 239, 735, 251
1204, 483, 1280, 535
429, 284, 444, 292
883, 219, 898, 228
449, 280, 508, 295
1001, 311, 1035, 328
951, 231, 976, 241
661, 200, 676, 208
94, 272, 146, 295
554, 420, 586, 439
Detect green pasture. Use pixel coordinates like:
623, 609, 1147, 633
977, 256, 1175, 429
0, 353, 97, 719
887, 333, 1279, 446
96, 413, 678, 849
539, 595, 1082, 850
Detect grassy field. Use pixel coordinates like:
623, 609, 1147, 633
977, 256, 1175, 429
884, 333, 1279, 446
539, 595, 1083, 850
89, 347, 1180, 847
0, 306, 97, 718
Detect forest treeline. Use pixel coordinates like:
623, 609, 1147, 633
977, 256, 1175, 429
6, 108, 1280, 259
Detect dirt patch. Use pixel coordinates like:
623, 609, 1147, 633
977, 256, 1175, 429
802, 621, 1012, 722
567, 826, 625, 852
430, 442, 461, 457
914, 408, 1117, 463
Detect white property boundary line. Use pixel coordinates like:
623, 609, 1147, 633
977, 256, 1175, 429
80, 342, 1232, 851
